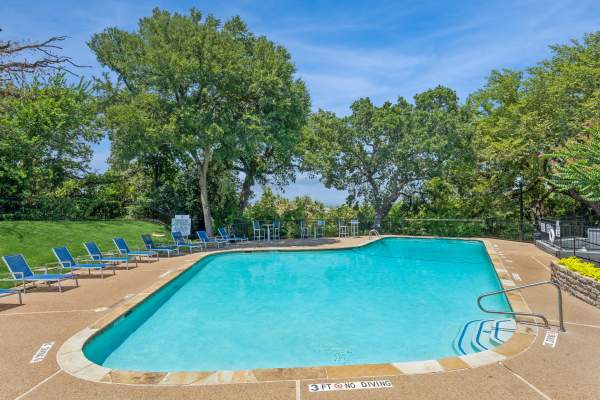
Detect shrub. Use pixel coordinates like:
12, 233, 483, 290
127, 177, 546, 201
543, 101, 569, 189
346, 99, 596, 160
558, 257, 600, 281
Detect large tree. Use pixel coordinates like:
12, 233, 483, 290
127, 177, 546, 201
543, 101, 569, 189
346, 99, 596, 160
0, 74, 99, 212
468, 31, 600, 219
233, 35, 310, 211
302, 100, 405, 227
302, 87, 469, 228
90, 8, 309, 234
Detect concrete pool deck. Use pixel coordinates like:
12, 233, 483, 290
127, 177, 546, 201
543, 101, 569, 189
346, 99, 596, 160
1, 237, 599, 399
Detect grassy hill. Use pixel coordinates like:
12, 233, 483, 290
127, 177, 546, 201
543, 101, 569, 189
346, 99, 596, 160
0, 220, 170, 285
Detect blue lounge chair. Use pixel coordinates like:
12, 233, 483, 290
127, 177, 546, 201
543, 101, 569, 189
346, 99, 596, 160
113, 238, 158, 262
171, 231, 203, 253
218, 227, 248, 243
84, 242, 133, 269
141, 234, 178, 257
2, 254, 78, 293
53, 247, 115, 278
196, 230, 227, 248
0, 288, 22, 304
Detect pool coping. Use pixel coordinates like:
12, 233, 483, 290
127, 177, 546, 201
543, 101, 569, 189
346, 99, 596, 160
56, 236, 538, 386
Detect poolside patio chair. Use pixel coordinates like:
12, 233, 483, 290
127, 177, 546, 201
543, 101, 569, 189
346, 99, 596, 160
252, 221, 265, 241
316, 219, 326, 238
232, 227, 249, 242
338, 220, 349, 237
272, 220, 281, 240
53, 247, 115, 278
299, 220, 309, 239
141, 234, 178, 257
84, 242, 133, 269
171, 231, 203, 253
113, 238, 159, 262
218, 227, 248, 244
0, 288, 22, 304
2, 254, 78, 293
197, 230, 227, 248
350, 219, 359, 237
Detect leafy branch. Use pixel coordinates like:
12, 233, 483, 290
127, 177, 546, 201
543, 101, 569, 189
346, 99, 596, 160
546, 125, 600, 203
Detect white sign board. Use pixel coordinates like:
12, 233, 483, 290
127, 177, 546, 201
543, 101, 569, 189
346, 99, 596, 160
555, 220, 561, 238
308, 380, 393, 392
171, 215, 191, 236
31, 342, 55, 363
543, 330, 558, 348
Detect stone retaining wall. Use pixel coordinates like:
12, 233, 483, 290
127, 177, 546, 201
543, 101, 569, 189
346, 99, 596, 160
551, 262, 600, 309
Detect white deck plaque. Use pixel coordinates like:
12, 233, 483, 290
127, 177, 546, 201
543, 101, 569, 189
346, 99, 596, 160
31, 342, 55, 363
308, 380, 393, 392
543, 330, 558, 348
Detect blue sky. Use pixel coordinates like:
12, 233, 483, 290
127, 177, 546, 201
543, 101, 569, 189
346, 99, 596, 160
2, 1, 600, 205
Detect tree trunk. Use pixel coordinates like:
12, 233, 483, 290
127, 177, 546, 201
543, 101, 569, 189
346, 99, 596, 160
239, 171, 255, 212
196, 150, 214, 236
152, 158, 160, 191
373, 210, 384, 230
373, 201, 393, 230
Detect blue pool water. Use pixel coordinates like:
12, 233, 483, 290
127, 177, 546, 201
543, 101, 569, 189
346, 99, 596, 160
84, 238, 511, 372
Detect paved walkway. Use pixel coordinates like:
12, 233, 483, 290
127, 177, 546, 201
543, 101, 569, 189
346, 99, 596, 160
1, 238, 598, 400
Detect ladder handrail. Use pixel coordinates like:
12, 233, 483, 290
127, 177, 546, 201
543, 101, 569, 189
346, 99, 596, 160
477, 280, 565, 332
368, 229, 380, 240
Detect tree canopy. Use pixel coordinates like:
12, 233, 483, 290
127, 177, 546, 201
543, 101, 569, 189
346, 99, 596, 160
301, 86, 469, 227
547, 125, 600, 214
2, 9, 600, 232
0, 74, 99, 214
89, 8, 309, 234
467, 31, 600, 219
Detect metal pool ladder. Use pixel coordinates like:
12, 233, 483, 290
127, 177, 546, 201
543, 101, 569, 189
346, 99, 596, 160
368, 229, 380, 240
477, 280, 565, 332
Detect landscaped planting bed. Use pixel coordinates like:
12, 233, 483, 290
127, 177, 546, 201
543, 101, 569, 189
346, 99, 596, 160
551, 257, 600, 309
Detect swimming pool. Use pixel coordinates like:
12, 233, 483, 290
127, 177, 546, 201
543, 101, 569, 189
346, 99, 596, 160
84, 238, 512, 372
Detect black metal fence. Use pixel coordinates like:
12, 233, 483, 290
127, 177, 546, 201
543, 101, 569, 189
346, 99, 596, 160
384, 218, 536, 241
1, 192, 564, 246
227, 217, 537, 242
535, 218, 600, 263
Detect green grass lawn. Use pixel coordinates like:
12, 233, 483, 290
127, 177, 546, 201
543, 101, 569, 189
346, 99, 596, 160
0, 220, 170, 287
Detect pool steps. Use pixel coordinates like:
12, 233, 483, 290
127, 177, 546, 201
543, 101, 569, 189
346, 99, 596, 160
455, 318, 516, 355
